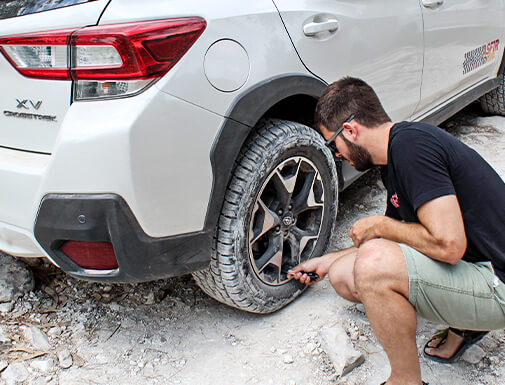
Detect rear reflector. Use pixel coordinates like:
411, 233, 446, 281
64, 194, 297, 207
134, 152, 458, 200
61, 241, 118, 270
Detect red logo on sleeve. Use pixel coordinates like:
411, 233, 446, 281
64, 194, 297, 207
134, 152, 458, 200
390, 193, 400, 208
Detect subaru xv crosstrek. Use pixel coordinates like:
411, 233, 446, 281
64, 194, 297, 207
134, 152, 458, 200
1, 0, 504, 313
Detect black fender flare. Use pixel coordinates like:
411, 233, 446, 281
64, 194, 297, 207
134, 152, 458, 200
203, 74, 328, 232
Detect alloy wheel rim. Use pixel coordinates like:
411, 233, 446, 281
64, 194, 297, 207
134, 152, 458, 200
248, 156, 325, 286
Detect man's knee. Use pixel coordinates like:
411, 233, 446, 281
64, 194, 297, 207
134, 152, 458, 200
353, 239, 407, 294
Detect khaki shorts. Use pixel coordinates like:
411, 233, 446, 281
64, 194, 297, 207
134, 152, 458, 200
400, 244, 505, 330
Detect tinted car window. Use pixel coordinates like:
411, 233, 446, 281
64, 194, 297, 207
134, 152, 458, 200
0, 0, 96, 20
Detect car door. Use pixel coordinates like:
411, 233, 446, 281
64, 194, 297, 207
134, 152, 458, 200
415, 0, 505, 116
272, 0, 424, 122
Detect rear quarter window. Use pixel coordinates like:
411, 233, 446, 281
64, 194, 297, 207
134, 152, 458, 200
0, 0, 96, 20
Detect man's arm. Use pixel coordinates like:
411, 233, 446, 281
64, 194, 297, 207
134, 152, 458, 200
350, 194, 467, 264
287, 246, 357, 284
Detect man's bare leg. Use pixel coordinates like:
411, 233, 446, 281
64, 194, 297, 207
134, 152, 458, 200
291, 241, 422, 383
353, 239, 422, 385
327, 251, 360, 302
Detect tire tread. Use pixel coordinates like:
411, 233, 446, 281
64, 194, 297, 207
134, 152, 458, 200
192, 119, 338, 313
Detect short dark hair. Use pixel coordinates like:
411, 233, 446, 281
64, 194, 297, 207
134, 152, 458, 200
314, 77, 391, 132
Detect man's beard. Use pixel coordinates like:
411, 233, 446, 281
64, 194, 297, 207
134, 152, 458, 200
341, 135, 374, 171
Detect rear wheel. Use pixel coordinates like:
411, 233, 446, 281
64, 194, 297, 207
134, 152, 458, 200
480, 72, 505, 115
192, 119, 339, 313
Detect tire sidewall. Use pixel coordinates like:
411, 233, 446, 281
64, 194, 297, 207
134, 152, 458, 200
227, 122, 338, 307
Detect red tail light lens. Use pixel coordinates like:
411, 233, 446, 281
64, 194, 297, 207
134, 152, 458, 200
70, 18, 206, 80
0, 18, 206, 99
0, 29, 73, 80
61, 241, 119, 270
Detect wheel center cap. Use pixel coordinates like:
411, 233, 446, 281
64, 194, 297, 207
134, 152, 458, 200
282, 215, 294, 226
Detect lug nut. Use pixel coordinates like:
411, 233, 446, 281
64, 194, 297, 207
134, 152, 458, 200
278, 209, 283, 215
275, 226, 281, 232
288, 204, 292, 210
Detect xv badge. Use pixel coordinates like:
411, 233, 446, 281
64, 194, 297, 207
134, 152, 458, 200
16, 99, 42, 110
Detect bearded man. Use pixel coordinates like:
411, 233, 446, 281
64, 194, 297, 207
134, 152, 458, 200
289, 77, 505, 385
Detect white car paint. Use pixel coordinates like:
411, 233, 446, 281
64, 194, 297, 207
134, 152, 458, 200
272, 0, 424, 122
416, 0, 505, 115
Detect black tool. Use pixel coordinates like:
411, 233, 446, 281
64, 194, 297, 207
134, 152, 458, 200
301, 271, 319, 281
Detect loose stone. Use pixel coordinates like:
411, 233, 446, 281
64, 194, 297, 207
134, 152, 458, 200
57, 348, 73, 369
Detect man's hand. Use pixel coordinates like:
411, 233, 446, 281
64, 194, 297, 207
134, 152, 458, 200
288, 248, 356, 285
349, 215, 385, 247
287, 256, 328, 285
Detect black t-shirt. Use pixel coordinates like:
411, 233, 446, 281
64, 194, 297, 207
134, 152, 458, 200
381, 121, 505, 282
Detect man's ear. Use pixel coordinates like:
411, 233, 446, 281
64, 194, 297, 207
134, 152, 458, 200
343, 121, 359, 141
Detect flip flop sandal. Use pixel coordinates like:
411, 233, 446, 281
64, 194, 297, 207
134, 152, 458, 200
380, 382, 429, 384
423, 327, 489, 364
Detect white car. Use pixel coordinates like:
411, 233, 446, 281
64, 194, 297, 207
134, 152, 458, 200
0, 0, 504, 313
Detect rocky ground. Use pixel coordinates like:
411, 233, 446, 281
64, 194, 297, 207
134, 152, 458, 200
0, 104, 504, 385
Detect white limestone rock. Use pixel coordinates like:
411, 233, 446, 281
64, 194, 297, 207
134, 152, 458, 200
0, 362, 29, 385
0, 253, 34, 303
319, 324, 365, 377
461, 344, 486, 364
30, 357, 55, 373
57, 348, 73, 369
21, 326, 52, 351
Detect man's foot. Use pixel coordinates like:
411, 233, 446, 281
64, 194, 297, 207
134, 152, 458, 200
423, 328, 488, 363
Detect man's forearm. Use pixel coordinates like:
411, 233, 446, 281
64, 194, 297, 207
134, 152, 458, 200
325, 246, 357, 261
373, 216, 463, 264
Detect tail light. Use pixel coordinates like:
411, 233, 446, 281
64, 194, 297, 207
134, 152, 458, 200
0, 18, 206, 100
61, 241, 118, 270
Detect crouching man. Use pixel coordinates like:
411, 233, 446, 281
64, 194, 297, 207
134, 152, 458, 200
288, 77, 505, 385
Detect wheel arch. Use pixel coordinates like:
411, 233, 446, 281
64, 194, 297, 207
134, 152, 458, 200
203, 74, 327, 232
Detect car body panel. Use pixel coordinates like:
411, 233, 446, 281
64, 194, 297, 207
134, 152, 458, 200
415, 0, 505, 115
272, 0, 424, 122
100, 0, 311, 119
0, 87, 222, 258
41, 85, 221, 238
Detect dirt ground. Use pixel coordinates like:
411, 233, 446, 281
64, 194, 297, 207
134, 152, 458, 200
0, 104, 504, 385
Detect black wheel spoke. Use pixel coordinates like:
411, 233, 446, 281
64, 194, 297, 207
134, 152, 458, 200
293, 170, 324, 215
255, 236, 284, 283
288, 227, 319, 266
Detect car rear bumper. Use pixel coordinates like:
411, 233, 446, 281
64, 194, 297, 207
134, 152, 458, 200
34, 193, 211, 282
0, 84, 221, 281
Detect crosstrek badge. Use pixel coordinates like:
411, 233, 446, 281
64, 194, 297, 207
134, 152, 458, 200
391, 193, 400, 208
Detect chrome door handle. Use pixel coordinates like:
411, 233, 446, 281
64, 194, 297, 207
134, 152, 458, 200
303, 19, 339, 36
422, 0, 444, 8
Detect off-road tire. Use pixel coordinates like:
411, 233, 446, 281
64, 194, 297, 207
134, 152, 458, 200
192, 119, 339, 313
480, 72, 505, 115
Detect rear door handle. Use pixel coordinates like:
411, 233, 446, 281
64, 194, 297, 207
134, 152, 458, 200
421, 0, 444, 8
303, 19, 339, 36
